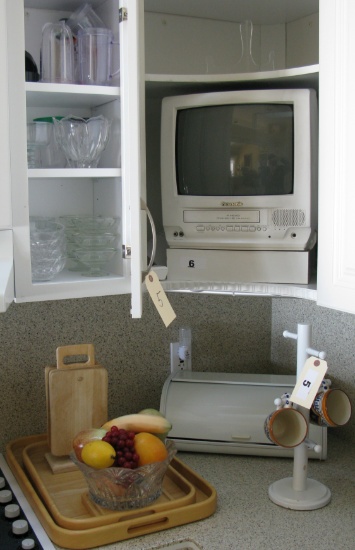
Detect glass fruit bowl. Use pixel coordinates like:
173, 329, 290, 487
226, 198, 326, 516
70, 440, 177, 510
53, 115, 111, 168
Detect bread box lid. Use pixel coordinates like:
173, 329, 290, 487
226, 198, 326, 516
160, 371, 296, 445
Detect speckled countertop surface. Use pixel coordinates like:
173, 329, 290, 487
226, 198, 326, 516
53, 434, 354, 550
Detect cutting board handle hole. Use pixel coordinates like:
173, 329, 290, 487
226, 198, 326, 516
56, 344, 96, 369
63, 354, 89, 365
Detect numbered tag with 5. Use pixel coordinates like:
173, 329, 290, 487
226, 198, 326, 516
290, 357, 328, 409
145, 270, 176, 327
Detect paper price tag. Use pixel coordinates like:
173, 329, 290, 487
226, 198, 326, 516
145, 270, 176, 327
290, 356, 328, 409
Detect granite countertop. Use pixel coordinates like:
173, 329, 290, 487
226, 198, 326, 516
54, 434, 354, 550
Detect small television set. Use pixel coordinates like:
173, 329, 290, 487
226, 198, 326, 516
161, 88, 318, 253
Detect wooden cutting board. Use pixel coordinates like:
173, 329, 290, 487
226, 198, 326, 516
46, 344, 108, 457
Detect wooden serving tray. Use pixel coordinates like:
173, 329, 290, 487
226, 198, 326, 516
6, 435, 217, 549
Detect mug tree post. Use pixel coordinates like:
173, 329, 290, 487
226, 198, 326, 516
268, 323, 332, 510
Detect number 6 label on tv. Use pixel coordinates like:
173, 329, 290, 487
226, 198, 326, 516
290, 357, 328, 409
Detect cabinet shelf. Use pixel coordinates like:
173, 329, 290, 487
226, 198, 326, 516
163, 279, 317, 301
26, 83, 120, 109
28, 168, 121, 178
146, 64, 319, 93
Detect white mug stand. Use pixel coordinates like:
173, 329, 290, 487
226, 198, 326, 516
268, 323, 332, 510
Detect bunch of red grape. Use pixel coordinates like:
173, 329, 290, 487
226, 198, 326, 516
102, 426, 140, 469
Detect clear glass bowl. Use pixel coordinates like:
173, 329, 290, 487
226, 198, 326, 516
31, 255, 67, 281
30, 218, 67, 280
30, 218, 65, 238
30, 244, 67, 261
30, 221, 66, 253
73, 233, 117, 249
70, 216, 119, 234
74, 248, 116, 277
30, 233, 66, 249
70, 440, 177, 510
53, 115, 111, 168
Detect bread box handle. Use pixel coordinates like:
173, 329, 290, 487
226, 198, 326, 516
56, 344, 96, 370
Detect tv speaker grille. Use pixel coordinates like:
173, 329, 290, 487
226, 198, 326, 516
272, 209, 306, 227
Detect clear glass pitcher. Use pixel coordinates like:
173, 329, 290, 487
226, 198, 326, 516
40, 21, 75, 83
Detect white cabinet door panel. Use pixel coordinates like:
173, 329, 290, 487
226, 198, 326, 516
317, 0, 355, 314
120, 0, 146, 318
0, 0, 12, 229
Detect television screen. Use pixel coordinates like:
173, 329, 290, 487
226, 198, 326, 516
176, 104, 294, 197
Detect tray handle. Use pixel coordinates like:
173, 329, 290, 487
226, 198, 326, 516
56, 344, 96, 370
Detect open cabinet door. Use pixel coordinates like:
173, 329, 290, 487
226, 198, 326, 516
317, 0, 355, 314
120, 0, 146, 318
0, 231, 14, 313
0, 0, 14, 312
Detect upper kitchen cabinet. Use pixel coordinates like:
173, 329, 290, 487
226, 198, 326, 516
5, 0, 145, 317
143, 0, 355, 317
317, 0, 355, 315
143, 0, 320, 302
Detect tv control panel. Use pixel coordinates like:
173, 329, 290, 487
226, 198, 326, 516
167, 224, 316, 251
195, 224, 267, 232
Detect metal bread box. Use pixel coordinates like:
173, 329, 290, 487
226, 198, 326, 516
160, 371, 327, 459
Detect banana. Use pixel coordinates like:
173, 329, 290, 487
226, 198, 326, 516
138, 408, 164, 417
138, 409, 170, 441
101, 413, 172, 434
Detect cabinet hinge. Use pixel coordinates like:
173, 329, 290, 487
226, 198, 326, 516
122, 244, 131, 259
119, 7, 128, 22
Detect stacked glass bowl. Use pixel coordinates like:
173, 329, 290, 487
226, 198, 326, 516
60, 216, 119, 277
30, 218, 67, 281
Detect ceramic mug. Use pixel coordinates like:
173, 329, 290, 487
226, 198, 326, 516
264, 407, 308, 448
310, 388, 352, 427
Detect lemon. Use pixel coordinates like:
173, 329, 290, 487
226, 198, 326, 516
81, 440, 116, 469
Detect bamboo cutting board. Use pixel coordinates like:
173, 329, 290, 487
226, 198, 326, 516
46, 344, 108, 457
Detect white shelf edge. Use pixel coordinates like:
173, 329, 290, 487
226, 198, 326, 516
13, 273, 131, 303
146, 64, 319, 84
28, 168, 121, 178
26, 82, 120, 96
26, 83, 120, 108
162, 280, 317, 301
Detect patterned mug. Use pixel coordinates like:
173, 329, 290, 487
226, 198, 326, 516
310, 388, 351, 427
264, 407, 308, 448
